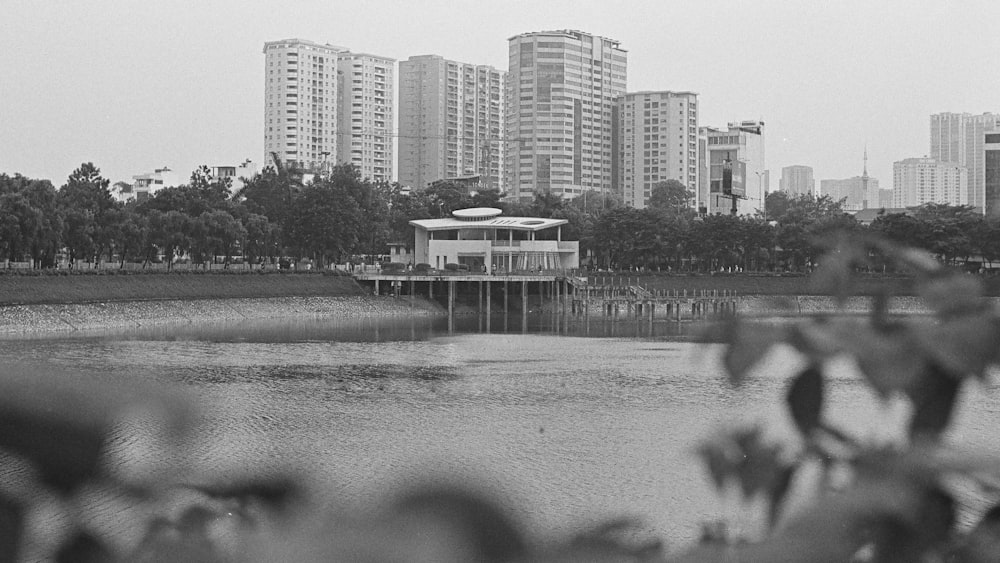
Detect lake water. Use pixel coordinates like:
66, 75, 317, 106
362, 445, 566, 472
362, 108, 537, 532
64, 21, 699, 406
3, 313, 999, 548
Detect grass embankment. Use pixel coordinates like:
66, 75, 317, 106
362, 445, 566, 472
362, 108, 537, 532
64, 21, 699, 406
0, 271, 364, 306
4, 269, 1000, 306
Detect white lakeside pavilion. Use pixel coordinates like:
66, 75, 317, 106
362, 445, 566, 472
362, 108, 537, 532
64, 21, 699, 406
409, 207, 580, 273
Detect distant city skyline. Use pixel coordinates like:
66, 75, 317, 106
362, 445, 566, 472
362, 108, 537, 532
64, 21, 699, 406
3, 1, 999, 193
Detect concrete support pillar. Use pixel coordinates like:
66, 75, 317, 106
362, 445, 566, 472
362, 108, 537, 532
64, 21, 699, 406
522, 280, 528, 333
555, 280, 561, 315
447, 280, 455, 333
448, 280, 455, 317
504, 280, 509, 316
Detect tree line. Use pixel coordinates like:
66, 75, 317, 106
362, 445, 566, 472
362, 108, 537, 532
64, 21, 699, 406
2, 163, 996, 272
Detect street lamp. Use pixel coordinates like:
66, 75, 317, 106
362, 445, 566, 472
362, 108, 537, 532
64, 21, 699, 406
755, 171, 766, 220
320, 151, 330, 178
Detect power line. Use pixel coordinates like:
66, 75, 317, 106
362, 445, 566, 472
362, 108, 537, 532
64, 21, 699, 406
328, 131, 530, 143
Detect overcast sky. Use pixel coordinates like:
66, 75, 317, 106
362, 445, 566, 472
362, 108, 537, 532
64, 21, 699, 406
2, 0, 998, 190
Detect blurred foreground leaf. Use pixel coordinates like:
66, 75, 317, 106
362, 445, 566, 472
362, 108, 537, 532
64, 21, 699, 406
0, 493, 22, 563
0, 365, 192, 494
786, 365, 824, 437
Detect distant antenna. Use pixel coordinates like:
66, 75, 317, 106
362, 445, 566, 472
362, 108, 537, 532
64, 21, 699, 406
863, 144, 869, 177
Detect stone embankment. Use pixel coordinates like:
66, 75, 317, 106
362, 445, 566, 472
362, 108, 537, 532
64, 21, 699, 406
738, 295, 932, 316
0, 296, 443, 335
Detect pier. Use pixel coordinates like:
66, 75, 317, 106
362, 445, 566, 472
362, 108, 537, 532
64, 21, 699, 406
353, 272, 738, 325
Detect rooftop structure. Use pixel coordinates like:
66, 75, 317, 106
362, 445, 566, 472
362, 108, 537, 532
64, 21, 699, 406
211, 159, 257, 194
117, 167, 179, 202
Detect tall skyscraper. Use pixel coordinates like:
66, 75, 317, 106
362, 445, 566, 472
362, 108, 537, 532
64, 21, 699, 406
699, 121, 765, 216
398, 55, 505, 191
615, 91, 698, 208
986, 133, 1000, 218
779, 165, 815, 197
263, 39, 345, 171
337, 52, 395, 183
930, 112, 1000, 210
505, 30, 627, 200
892, 157, 967, 208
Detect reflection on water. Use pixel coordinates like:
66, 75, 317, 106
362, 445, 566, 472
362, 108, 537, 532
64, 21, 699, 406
3, 313, 999, 545
46, 311, 703, 343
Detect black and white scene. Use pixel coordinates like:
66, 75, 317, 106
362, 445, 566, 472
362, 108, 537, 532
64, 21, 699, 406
3, 1, 1000, 561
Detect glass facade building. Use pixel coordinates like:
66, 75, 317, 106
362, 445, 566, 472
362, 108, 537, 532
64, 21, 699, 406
505, 30, 627, 201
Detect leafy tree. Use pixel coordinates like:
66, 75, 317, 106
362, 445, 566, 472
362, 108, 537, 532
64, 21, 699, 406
146, 210, 190, 269
57, 163, 115, 267
287, 183, 359, 267
911, 203, 982, 265
0, 193, 39, 263
763, 192, 854, 271
199, 210, 246, 267
285, 166, 375, 267
387, 185, 432, 246
425, 180, 473, 217
648, 179, 694, 216
471, 189, 503, 209
242, 213, 278, 266
0, 175, 61, 267
687, 214, 749, 272
531, 191, 565, 218
101, 207, 147, 267
188, 165, 233, 209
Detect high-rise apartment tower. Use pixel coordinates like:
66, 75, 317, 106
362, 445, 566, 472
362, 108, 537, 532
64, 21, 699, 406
505, 30, 627, 200
398, 55, 505, 191
615, 91, 698, 208
337, 52, 395, 183
892, 157, 968, 208
263, 39, 345, 171
779, 165, 815, 197
930, 112, 1000, 211
986, 133, 1000, 218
